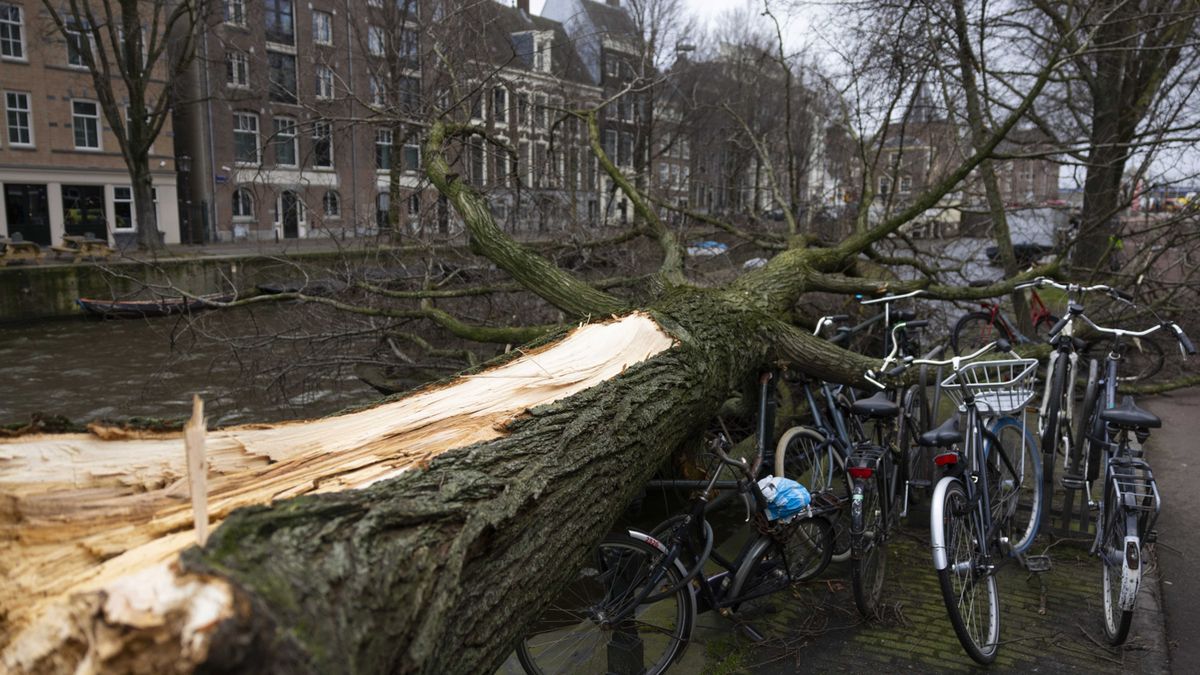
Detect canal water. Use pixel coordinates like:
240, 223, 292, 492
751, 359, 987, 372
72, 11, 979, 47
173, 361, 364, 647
0, 306, 386, 427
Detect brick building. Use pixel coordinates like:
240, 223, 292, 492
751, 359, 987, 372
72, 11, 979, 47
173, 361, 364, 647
0, 0, 181, 246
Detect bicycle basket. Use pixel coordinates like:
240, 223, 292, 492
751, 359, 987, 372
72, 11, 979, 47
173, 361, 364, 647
939, 358, 1039, 415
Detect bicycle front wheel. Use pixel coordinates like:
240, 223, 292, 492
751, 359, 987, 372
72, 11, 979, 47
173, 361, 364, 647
516, 533, 695, 675
1100, 482, 1136, 645
1040, 350, 1068, 458
776, 426, 851, 562
934, 479, 1000, 664
986, 416, 1043, 554
851, 476, 887, 617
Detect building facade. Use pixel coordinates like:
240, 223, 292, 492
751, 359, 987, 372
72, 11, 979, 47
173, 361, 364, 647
0, 0, 180, 247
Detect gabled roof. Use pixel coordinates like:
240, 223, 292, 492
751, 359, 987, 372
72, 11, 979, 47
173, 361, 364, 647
578, 0, 638, 38
470, 1, 594, 86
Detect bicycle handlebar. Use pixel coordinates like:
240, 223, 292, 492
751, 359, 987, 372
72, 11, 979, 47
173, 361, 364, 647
859, 288, 927, 305
812, 314, 851, 336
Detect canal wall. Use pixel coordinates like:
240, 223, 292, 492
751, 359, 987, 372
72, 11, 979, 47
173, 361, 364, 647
0, 250, 350, 322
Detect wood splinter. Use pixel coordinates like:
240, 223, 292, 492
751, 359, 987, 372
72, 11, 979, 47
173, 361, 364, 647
184, 395, 208, 547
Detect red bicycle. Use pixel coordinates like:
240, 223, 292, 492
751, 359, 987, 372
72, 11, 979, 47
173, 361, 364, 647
950, 284, 1058, 355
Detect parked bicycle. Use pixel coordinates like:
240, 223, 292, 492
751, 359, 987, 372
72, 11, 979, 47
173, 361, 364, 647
950, 279, 1058, 355
875, 338, 1044, 664
1052, 292, 1194, 644
515, 372, 840, 674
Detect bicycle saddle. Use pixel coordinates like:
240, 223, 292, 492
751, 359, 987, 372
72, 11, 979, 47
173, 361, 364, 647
851, 390, 899, 418
1100, 396, 1161, 430
918, 416, 962, 447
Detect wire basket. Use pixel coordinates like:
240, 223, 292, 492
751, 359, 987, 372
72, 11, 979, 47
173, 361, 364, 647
939, 358, 1039, 415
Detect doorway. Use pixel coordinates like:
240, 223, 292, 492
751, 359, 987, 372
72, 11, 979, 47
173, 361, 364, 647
280, 190, 300, 238
3, 184, 51, 245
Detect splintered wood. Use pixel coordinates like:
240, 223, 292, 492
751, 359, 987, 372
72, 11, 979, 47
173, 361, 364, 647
0, 313, 674, 664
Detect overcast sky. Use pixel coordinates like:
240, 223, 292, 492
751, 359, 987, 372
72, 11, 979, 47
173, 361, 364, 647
528, 0, 766, 34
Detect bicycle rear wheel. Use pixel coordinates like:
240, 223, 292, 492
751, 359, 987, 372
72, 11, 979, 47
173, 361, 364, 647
516, 533, 695, 675
951, 311, 1006, 356
1100, 481, 1136, 645
1085, 335, 1165, 383
985, 416, 1043, 554
934, 480, 1000, 664
776, 426, 850, 562
851, 474, 887, 617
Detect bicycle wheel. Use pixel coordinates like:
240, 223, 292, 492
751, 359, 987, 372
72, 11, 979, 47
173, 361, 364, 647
775, 426, 851, 562
1039, 351, 1068, 458
934, 480, 1000, 664
985, 416, 1043, 554
851, 473, 887, 617
899, 384, 932, 503
779, 516, 834, 582
1100, 481, 1135, 645
517, 533, 695, 675
951, 311, 1005, 356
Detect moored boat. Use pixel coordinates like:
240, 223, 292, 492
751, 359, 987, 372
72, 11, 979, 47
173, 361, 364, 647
76, 293, 234, 318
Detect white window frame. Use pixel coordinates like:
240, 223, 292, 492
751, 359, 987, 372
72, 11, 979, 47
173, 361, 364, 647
113, 186, 135, 230
368, 25, 384, 57
225, 0, 246, 26
898, 175, 913, 194
232, 187, 255, 220
233, 111, 260, 165
226, 50, 249, 88
492, 86, 507, 125
0, 3, 25, 61
312, 10, 332, 46
323, 190, 340, 218
66, 22, 93, 68
402, 139, 420, 173
878, 175, 892, 195
5, 90, 33, 146
315, 65, 334, 100
370, 74, 386, 107
71, 99, 101, 150
375, 127, 392, 172
273, 116, 298, 167
311, 119, 333, 168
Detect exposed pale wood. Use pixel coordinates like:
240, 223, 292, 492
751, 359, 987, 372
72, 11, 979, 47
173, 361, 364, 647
185, 396, 208, 547
0, 312, 675, 658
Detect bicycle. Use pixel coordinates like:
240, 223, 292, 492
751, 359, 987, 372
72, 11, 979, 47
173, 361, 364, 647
1053, 297, 1194, 644
515, 372, 840, 674
876, 339, 1043, 664
950, 280, 1058, 355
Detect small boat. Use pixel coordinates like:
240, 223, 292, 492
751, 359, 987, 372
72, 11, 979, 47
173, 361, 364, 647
76, 293, 234, 318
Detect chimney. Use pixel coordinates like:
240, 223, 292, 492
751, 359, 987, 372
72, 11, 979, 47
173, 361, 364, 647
517, 0, 529, 12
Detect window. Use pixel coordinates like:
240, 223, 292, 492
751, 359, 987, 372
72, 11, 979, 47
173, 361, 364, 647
368, 25, 384, 56
376, 128, 392, 171
516, 93, 528, 127
492, 87, 507, 123
399, 28, 418, 65
878, 176, 891, 195
71, 100, 100, 149
603, 130, 617, 160
403, 139, 420, 172
233, 111, 259, 164
618, 132, 632, 166
618, 97, 632, 123
113, 186, 135, 229
224, 0, 245, 26
66, 22, 91, 67
408, 193, 420, 217
323, 190, 340, 218
5, 91, 31, 146
534, 95, 546, 129
375, 192, 389, 228
226, 51, 249, 87
471, 94, 483, 119
232, 188, 254, 219
0, 3, 24, 60
398, 76, 420, 110
315, 65, 334, 99
495, 149, 509, 187
898, 175, 912, 194
273, 117, 297, 166
267, 51, 297, 103
469, 139, 485, 185
534, 34, 550, 72
312, 11, 332, 45
312, 120, 332, 168
265, 0, 294, 44
370, 75, 386, 107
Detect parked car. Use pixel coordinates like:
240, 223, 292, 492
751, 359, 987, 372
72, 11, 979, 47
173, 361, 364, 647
984, 207, 1068, 266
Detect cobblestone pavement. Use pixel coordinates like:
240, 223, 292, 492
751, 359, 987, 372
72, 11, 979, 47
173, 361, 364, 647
680, 528, 1168, 674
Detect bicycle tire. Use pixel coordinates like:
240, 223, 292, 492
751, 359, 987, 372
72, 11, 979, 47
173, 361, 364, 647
899, 384, 932, 505
1074, 358, 1102, 483
851, 473, 887, 617
1100, 481, 1135, 645
934, 479, 1000, 664
1040, 351, 1068, 459
951, 311, 1007, 356
775, 426, 851, 562
516, 532, 695, 675
985, 416, 1043, 554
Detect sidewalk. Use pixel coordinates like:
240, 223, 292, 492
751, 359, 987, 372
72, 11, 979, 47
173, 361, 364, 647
1144, 388, 1200, 673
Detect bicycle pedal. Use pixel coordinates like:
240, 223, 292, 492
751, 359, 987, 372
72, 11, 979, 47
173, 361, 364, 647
1025, 555, 1052, 573
735, 622, 767, 643
1060, 476, 1086, 490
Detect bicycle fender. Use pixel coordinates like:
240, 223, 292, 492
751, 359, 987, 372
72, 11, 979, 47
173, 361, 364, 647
929, 476, 960, 571
625, 529, 699, 632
